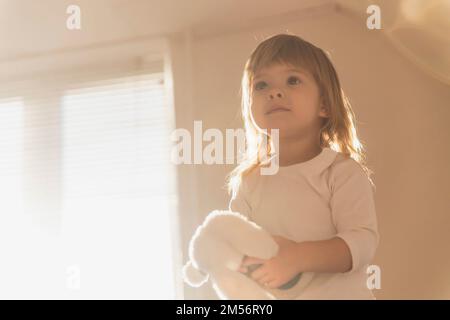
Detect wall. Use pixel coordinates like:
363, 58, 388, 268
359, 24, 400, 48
180, 7, 450, 299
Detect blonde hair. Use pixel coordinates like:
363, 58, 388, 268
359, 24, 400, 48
226, 34, 374, 198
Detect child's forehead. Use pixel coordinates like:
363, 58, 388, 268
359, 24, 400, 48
253, 62, 311, 79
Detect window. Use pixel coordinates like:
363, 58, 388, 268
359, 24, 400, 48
0, 56, 179, 299
61, 72, 177, 299
0, 98, 24, 215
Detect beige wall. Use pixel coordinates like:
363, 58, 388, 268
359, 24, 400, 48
177, 8, 450, 299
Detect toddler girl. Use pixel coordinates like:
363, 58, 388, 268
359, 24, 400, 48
228, 34, 379, 300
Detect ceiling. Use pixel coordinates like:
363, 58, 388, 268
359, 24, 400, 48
0, 0, 331, 60
1, 0, 449, 85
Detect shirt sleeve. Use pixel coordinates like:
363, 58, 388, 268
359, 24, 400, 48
228, 177, 252, 219
329, 158, 380, 274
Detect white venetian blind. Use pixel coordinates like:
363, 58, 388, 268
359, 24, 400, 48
61, 69, 177, 299
0, 57, 179, 299
0, 97, 24, 214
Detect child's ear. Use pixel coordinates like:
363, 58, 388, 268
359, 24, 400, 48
319, 105, 329, 118
318, 95, 329, 118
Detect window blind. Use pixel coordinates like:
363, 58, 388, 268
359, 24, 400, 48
0, 62, 178, 299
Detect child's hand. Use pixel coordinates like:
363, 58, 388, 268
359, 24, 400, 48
238, 235, 301, 289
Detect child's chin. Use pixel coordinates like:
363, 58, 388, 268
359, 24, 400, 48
256, 124, 294, 138
265, 126, 291, 136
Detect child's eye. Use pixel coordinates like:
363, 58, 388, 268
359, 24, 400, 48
288, 76, 301, 85
254, 81, 267, 91
253, 76, 300, 91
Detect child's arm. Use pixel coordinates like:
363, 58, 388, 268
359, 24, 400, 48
241, 160, 378, 287
293, 237, 352, 273
240, 235, 353, 287
295, 159, 380, 275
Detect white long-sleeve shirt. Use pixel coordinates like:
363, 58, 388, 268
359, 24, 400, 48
229, 147, 379, 300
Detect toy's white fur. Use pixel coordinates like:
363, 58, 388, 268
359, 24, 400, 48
182, 210, 314, 300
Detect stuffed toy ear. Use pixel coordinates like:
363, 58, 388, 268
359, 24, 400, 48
182, 260, 209, 287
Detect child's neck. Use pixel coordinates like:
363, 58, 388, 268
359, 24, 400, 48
277, 134, 322, 167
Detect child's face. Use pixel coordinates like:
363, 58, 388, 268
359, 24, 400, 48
250, 62, 328, 139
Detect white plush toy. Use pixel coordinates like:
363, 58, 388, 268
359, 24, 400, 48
182, 210, 314, 300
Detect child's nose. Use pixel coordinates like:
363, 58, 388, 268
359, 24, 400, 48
269, 91, 283, 99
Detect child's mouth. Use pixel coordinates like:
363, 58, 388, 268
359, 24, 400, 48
265, 108, 290, 115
